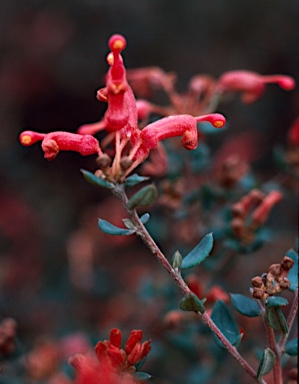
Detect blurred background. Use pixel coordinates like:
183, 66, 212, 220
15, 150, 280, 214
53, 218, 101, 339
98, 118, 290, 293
0, 1, 298, 383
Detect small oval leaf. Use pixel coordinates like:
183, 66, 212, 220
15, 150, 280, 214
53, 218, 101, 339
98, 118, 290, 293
265, 296, 289, 307
231, 294, 260, 317
81, 169, 114, 189
127, 184, 158, 210
180, 233, 214, 270
125, 174, 150, 187
134, 372, 152, 381
140, 213, 150, 224
257, 348, 276, 380
285, 338, 298, 356
179, 292, 206, 314
266, 307, 288, 334
211, 300, 242, 349
98, 218, 135, 236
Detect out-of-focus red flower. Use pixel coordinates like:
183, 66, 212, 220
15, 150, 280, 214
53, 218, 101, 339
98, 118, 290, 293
218, 70, 295, 103
26, 339, 60, 380
69, 328, 151, 384
288, 117, 299, 146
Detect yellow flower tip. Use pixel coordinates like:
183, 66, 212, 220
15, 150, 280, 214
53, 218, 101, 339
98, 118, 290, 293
108, 34, 127, 52
20, 134, 32, 146
213, 120, 225, 128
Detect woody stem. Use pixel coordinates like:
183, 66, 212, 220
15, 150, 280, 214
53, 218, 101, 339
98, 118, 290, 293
112, 184, 267, 384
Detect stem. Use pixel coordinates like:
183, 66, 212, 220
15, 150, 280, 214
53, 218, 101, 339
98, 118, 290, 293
112, 185, 267, 384
278, 289, 298, 352
260, 304, 283, 384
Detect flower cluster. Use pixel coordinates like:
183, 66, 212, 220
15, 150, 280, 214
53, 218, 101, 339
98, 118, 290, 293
251, 256, 294, 300
19, 34, 226, 183
69, 328, 151, 384
126, 66, 295, 119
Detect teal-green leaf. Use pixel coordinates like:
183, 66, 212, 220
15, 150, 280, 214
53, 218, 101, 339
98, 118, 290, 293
98, 218, 135, 236
285, 338, 298, 356
231, 294, 260, 317
127, 184, 158, 209
257, 348, 276, 380
286, 249, 298, 292
265, 296, 289, 307
140, 213, 150, 224
266, 307, 288, 334
179, 292, 206, 314
125, 174, 150, 187
180, 233, 214, 270
211, 300, 242, 349
81, 169, 114, 189
134, 372, 152, 381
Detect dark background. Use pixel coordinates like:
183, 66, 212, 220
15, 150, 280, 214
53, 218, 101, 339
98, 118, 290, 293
0, 0, 298, 382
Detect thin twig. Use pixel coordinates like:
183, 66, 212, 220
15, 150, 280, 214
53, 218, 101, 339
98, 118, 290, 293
113, 185, 267, 384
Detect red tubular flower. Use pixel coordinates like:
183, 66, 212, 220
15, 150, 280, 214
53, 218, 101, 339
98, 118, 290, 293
140, 113, 225, 150
218, 70, 295, 103
104, 35, 130, 131
251, 190, 283, 226
19, 130, 102, 160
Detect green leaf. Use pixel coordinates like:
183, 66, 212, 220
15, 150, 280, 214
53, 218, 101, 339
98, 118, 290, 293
134, 372, 152, 380
285, 338, 298, 356
266, 307, 288, 334
125, 174, 150, 187
265, 296, 289, 307
140, 213, 150, 224
135, 356, 147, 371
211, 300, 242, 349
98, 218, 135, 236
172, 251, 182, 269
179, 292, 206, 314
257, 348, 276, 380
180, 233, 214, 270
286, 249, 298, 292
231, 294, 260, 317
127, 184, 158, 209
81, 169, 114, 189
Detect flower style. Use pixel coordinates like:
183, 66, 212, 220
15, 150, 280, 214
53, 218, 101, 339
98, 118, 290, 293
217, 70, 295, 103
19, 33, 226, 183
69, 328, 151, 384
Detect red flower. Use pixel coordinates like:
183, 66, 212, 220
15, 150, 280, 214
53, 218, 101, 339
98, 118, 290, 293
288, 117, 299, 146
69, 328, 151, 384
218, 70, 295, 103
140, 113, 226, 151
19, 130, 102, 160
